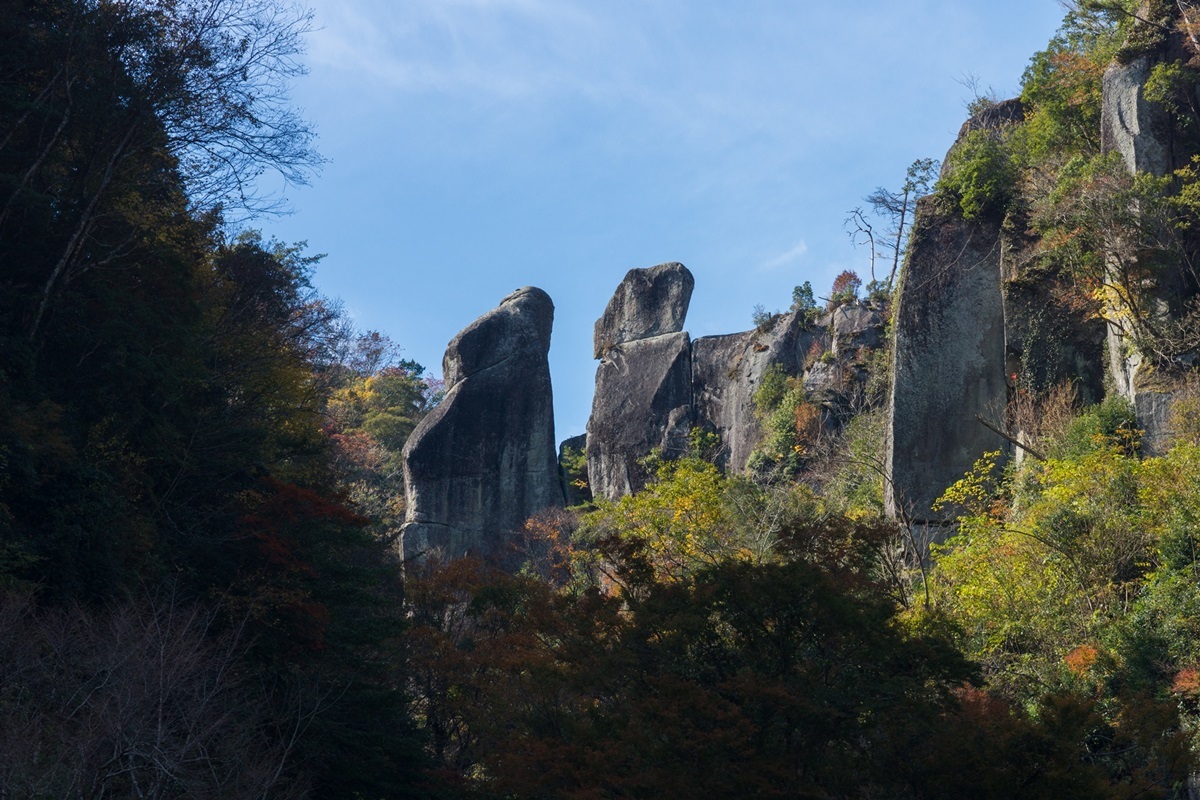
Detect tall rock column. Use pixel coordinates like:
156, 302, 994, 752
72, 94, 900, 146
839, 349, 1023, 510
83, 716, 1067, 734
587, 263, 695, 500
1101, 51, 1188, 454
886, 197, 1008, 524
401, 287, 563, 562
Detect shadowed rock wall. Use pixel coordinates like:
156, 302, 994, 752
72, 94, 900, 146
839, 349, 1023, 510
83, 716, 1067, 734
588, 331, 693, 500
886, 198, 1008, 522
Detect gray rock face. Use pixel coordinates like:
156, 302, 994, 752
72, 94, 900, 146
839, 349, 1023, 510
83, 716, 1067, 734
831, 304, 882, 359
1101, 52, 1186, 449
802, 359, 842, 402
593, 263, 694, 358
587, 332, 693, 500
692, 313, 817, 472
1101, 55, 1171, 177
401, 287, 563, 562
1136, 389, 1179, 456
886, 197, 1008, 523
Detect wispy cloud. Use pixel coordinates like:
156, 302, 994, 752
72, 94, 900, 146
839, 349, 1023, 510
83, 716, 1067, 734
301, 0, 842, 156
306, 0, 606, 97
759, 239, 808, 272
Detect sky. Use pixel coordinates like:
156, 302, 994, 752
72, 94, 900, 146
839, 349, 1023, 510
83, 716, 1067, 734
263, 0, 1070, 440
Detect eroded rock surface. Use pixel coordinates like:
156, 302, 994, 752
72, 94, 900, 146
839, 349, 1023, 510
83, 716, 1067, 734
593, 262, 694, 358
886, 198, 1008, 523
1101, 55, 1171, 178
401, 287, 563, 561
831, 305, 882, 359
587, 332, 693, 500
692, 313, 817, 472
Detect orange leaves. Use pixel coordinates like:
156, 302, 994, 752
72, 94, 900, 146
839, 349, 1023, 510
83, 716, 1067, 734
1045, 49, 1103, 109
1064, 643, 1099, 676
1172, 666, 1200, 697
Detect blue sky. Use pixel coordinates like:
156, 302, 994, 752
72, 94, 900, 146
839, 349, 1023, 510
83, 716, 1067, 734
264, 0, 1068, 440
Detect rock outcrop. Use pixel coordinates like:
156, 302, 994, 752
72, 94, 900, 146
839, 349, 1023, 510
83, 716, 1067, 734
692, 312, 818, 472
401, 287, 563, 562
588, 332, 693, 500
831, 304, 882, 360
593, 262, 694, 358
1101, 55, 1172, 178
587, 264, 697, 500
1100, 50, 1188, 453
586, 262, 886, 498
886, 198, 1009, 523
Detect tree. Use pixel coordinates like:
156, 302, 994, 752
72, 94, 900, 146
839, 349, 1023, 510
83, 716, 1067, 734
0, 589, 310, 799
848, 158, 939, 289
828, 268, 862, 307
0, 0, 322, 340
1033, 153, 1200, 365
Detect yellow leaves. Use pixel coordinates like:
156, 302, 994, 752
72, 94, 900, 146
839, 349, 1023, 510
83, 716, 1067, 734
581, 458, 765, 582
933, 450, 1006, 520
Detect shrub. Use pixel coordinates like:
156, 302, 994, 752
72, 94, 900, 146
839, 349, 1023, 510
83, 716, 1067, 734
939, 129, 1019, 219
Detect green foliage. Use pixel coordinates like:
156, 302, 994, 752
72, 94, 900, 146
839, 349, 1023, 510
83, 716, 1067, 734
752, 364, 789, 418
790, 280, 817, 322
1047, 394, 1140, 459
408, 503, 1163, 797
924, 427, 1200, 786
1144, 60, 1200, 127
0, 3, 433, 794
687, 426, 723, 462
558, 441, 591, 506
822, 409, 888, 518
1108, 0, 1175, 62
748, 366, 817, 479
578, 458, 752, 577
938, 128, 1020, 219
1018, 10, 1118, 159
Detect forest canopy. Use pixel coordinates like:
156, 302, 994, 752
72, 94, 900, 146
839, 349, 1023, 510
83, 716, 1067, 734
6, 1, 1200, 798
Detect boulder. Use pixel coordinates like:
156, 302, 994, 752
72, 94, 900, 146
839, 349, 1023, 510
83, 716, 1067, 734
593, 262, 694, 358
587, 332, 693, 500
401, 287, 563, 562
886, 197, 1008, 523
692, 313, 816, 471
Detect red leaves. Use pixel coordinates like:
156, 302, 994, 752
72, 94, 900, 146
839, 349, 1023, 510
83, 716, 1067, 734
231, 478, 366, 653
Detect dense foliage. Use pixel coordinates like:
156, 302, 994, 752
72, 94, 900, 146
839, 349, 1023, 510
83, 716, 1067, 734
0, 1, 431, 796
9, 1, 1200, 797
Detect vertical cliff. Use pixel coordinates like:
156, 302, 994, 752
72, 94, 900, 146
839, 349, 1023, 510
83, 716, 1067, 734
692, 312, 816, 473
885, 199, 1008, 523
587, 263, 695, 500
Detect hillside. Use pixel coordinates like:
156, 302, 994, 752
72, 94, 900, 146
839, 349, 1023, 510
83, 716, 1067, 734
6, 1, 1200, 798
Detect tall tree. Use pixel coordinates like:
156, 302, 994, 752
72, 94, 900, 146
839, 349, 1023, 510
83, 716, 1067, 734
0, 0, 321, 341
849, 157, 939, 290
